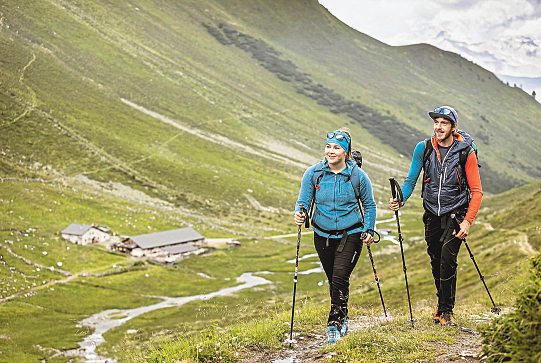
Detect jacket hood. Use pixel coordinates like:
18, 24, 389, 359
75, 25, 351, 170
455, 129, 473, 146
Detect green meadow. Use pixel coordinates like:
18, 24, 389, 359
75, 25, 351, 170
117, 181, 540, 362
1, 179, 539, 362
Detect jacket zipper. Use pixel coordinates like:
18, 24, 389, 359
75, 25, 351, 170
334, 174, 338, 230
444, 166, 448, 183
437, 143, 455, 215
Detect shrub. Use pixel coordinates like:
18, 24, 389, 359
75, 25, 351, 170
480, 253, 541, 362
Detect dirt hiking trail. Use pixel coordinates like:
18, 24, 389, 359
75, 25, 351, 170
242, 315, 483, 362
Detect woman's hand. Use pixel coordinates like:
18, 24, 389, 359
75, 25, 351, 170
362, 232, 374, 246
294, 211, 306, 226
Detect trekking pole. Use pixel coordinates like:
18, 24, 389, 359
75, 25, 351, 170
450, 214, 501, 314
287, 205, 308, 346
389, 178, 415, 327
364, 231, 388, 318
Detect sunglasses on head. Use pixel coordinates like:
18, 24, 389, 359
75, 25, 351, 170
327, 131, 350, 142
433, 107, 457, 123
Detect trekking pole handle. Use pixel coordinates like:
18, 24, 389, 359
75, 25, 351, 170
450, 214, 462, 237
299, 204, 308, 229
389, 178, 397, 199
389, 178, 404, 203
362, 230, 381, 243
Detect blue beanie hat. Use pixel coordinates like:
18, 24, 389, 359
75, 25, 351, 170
326, 130, 350, 153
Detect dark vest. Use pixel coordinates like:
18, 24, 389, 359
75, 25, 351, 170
423, 133, 472, 216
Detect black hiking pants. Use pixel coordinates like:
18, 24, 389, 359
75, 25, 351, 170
423, 209, 466, 314
314, 232, 362, 329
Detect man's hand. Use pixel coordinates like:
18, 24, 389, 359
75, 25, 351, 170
454, 219, 471, 239
294, 211, 306, 226
388, 197, 403, 211
362, 232, 374, 246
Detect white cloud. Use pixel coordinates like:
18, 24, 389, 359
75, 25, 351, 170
319, 0, 541, 77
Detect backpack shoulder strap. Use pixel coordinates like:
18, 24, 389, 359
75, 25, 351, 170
458, 144, 481, 188
422, 138, 434, 168
310, 163, 325, 219
310, 161, 325, 186
459, 145, 472, 168
349, 164, 365, 220
311, 169, 324, 187
421, 138, 433, 198
456, 145, 476, 191
350, 164, 361, 201
460, 143, 480, 167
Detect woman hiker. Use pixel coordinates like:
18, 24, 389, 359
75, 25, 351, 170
294, 128, 376, 344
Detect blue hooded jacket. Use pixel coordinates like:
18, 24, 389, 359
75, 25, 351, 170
295, 160, 376, 238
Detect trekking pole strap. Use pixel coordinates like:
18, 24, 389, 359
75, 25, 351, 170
361, 230, 381, 243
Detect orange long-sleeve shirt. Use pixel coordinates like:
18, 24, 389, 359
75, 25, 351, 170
464, 151, 483, 223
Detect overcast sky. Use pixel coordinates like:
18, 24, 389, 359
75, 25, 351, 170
319, 0, 541, 79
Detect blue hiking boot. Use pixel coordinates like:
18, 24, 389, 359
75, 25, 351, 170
340, 317, 349, 337
326, 326, 341, 344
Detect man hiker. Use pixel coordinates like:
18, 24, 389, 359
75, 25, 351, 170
388, 106, 483, 326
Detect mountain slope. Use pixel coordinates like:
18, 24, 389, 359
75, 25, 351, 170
1, 0, 541, 218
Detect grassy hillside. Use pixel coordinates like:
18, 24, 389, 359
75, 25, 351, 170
1, 0, 540, 212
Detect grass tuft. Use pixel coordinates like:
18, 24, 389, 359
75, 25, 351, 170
141, 311, 291, 362
480, 252, 541, 363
